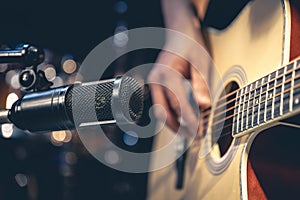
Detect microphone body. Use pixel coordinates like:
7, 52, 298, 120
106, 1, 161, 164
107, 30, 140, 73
9, 85, 72, 132
4, 76, 144, 132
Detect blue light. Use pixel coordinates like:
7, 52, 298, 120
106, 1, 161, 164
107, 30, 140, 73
114, 1, 128, 14
123, 131, 138, 146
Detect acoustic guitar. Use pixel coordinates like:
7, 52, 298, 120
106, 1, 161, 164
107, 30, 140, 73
148, 0, 300, 199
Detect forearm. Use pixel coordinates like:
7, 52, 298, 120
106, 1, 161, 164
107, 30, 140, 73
161, 0, 198, 33
161, 0, 209, 50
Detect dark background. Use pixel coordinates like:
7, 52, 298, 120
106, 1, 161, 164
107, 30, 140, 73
0, 1, 163, 200
0, 0, 162, 60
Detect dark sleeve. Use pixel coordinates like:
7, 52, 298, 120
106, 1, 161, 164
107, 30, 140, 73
202, 0, 251, 30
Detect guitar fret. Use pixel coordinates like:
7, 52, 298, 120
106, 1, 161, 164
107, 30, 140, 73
271, 70, 278, 119
274, 69, 283, 118
283, 65, 292, 114
265, 71, 275, 121
233, 94, 239, 135
257, 79, 263, 124
290, 61, 296, 111
234, 90, 242, 134
259, 77, 268, 124
246, 84, 252, 129
245, 86, 250, 130
251, 84, 255, 128
246, 85, 251, 130
240, 89, 244, 131
279, 66, 286, 115
263, 76, 267, 122
264, 74, 271, 121
239, 88, 244, 132
266, 94, 273, 120
242, 85, 249, 130
293, 60, 300, 109
232, 59, 300, 137
252, 81, 260, 127
241, 88, 245, 131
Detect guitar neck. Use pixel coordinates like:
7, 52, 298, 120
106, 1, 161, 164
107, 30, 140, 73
232, 58, 300, 137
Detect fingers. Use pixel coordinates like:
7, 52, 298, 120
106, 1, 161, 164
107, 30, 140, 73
148, 82, 180, 132
190, 66, 211, 109
149, 82, 198, 137
164, 77, 199, 136
148, 54, 200, 137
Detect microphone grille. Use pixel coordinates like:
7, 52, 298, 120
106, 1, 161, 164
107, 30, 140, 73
119, 76, 144, 122
65, 76, 144, 125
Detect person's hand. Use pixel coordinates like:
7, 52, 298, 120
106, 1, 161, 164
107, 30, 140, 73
148, 0, 212, 137
148, 49, 211, 137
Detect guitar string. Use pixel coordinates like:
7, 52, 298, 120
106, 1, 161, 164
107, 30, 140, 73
203, 73, 295, 122
197, 122, 235, 141
200, 83, 288, 130
188, 88, 300, 141
203, 63, 299, 114
182, 71, 300, 140
202, 122, 233, 136
203, 121, 249, 141
200, 69, 300, 124
201, 63, 300, 118
202, 82, 300, 129
175, 62, 300, 141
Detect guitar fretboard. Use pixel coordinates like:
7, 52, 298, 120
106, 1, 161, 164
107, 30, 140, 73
232, 58, 300, 136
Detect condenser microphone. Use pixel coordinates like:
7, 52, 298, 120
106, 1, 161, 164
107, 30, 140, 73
0, 76, 144, 132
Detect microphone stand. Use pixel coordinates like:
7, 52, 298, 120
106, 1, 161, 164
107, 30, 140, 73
0, 43, 53, 125
0, 43, 52, 93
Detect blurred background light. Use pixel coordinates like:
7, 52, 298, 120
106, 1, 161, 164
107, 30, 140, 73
2, 123, 13, 138
1, 93, 19, 138
15, 173, 28, 187
52, 76, 64, 87
60, 165, 72, 177
113, 31, 129, 48
62, 59, 77, 74
10, 73, 20, 89
123, 131, 138, 146
44, 64, 57, 81
114, 1, 128, 14
104, 150, 120, 165
52, 130, 66, 142
0, 64, 8, 73
5, 70, 19, 85
6, 92, 18, 109
115, 25, 128, 33
63, 131, 72, 143
65, 152, 77, 165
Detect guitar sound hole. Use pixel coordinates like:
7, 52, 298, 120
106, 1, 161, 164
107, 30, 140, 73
213, 82, 239, 157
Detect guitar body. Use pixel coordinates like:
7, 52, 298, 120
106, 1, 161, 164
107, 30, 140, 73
148, 0, 300, 199
186, 0, 289, 199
